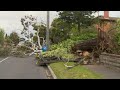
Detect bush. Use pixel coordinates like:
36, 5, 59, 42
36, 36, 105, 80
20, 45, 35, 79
17, 46, 33, 53
8, 45, 33, 58
0, 28, 5, 45
11, 51, 25, 58
0, 46, 11, 57
24, 41, 32, 47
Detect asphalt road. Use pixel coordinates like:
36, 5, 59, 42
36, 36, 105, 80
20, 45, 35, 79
0, 57, 5, 61
0, 56, 48, 79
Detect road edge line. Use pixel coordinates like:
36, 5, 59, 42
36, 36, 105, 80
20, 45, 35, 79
0, 57, 10, 63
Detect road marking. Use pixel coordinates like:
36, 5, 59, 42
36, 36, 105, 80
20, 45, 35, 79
0, 57, 10, 63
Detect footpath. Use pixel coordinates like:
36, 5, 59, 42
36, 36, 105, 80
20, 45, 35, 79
85, 65, 120, 79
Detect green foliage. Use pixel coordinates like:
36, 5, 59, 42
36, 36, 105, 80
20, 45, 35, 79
50, 30, 97, 50
109, 19, 120, 54
50, 39, 76, 53
50, 18, 71, 44
17, 46, 33, 53
71, 33, 97, 41
58, 11, 96, 32
42, 48, 67, 58
9, 32, 19, 46
24, 41, 32, 47
50, 17, 97, 44
5, 35, 12, 46
11, 45, 33, 58
115, 33, 120, 45
42, 31, 97, 60
33, 23, 46, 38
114, 19, 120, 46
42, 48, 76, 60
38, 14, 97, 60
0, 28, 5, 45
0, 46, 11, 57
33, 35, 38, 43
11, 51, 25, 58
62, 53, 76, 60
70, 26, 97, 43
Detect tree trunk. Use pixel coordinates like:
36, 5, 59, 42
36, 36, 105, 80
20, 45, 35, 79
37, 28, 42, 49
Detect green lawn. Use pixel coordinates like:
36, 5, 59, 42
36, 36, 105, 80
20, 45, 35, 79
50, 62, 103, 79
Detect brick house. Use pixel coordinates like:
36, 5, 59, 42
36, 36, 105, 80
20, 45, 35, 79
96, 11, 120, 40
97, 11, 119, 32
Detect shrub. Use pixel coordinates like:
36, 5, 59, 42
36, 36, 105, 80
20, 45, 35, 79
17, 46, 33, 53
12, 51, 25, 58
0, 28, 5, 45
0, 46, 11, 57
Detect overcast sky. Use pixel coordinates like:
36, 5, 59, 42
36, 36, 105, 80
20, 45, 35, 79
0, 11, 58, 36
0, 11, 120, 36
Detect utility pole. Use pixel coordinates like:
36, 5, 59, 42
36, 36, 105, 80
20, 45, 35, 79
46, 11, 50, 50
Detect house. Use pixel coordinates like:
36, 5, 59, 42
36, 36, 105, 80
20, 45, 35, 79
95, 11, 120, 40
97, 11, 119, 32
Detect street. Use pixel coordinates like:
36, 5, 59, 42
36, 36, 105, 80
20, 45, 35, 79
0, 56, 48, 79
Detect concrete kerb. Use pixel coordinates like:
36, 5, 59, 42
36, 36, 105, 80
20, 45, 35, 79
47, 64, 57, 79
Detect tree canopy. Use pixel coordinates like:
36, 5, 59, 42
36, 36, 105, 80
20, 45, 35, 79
33, 23, 46, 38
58, 11, 96, 32
50, 18, 71, 43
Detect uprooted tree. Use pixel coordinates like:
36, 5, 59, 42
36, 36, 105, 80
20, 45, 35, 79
71, 19, 120, 61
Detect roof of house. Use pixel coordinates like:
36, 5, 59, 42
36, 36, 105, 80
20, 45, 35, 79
98, 16, 120, 22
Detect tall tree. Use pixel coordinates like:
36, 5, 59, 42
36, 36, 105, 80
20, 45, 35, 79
5, 34, 12, 46
32, 23, 46, 45
33, 24, 46, 38
9, 32, 19, 46
58, 11, 96, 33
50, 18, 70, 44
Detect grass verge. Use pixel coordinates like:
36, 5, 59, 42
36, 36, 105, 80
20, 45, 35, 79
50, 62, 103, 79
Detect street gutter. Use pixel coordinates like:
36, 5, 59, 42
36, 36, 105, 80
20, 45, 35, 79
47, 64, 57, 79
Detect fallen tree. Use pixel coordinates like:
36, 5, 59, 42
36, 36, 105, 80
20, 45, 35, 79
71, 27, 120, 61
71, 38, 97, 54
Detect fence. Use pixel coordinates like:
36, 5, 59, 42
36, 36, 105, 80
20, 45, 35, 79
100, 53, 120, 71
